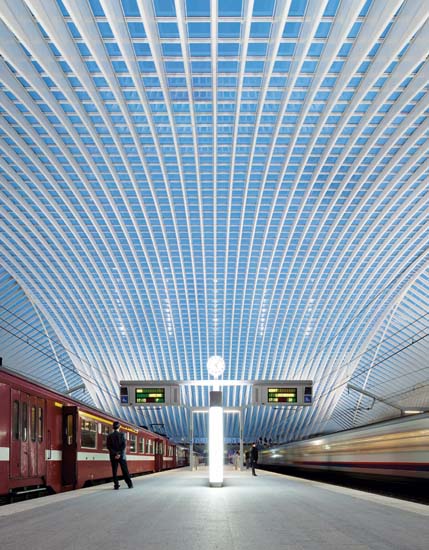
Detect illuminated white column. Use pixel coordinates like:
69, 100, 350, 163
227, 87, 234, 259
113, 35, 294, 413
207, 356, 225, 488
209, 391, 223, 487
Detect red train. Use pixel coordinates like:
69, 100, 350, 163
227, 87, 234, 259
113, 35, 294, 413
0, 368, 184, 502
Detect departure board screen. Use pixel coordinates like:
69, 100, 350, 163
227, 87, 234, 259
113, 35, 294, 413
135, 388, 165, 404
267, 387, 297, 404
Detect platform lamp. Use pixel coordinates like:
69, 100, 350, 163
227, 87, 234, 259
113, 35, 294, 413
207, 355, 225, 487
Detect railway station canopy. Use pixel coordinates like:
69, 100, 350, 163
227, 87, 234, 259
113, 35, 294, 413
0, 0, 428, 443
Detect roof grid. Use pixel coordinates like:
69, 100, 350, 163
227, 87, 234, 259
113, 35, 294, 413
0, 0, 428, 441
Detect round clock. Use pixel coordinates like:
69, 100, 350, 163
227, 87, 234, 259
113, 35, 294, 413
207, 356, 225, 378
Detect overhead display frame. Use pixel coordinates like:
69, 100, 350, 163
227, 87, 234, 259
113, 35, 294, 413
119, 379, 312, 407
252, 381, 313, 406
119, 381, 181, 406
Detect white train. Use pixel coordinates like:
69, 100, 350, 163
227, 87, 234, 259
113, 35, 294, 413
258, 413, 429, 479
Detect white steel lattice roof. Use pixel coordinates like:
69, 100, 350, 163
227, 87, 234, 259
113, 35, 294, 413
0, 0, 428, 443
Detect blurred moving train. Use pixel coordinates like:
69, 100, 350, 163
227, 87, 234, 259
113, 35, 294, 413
0, 368, 187, 503
258, 413, 429, 479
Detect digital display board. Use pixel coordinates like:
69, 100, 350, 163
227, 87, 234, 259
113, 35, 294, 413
120, 381, 181, 406
252, 381, 313, 406
135, 388, 165, 404
267, 387, 297, 403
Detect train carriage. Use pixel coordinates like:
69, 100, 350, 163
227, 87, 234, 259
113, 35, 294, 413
258, 413, 429, 480
0, 368, 180, 502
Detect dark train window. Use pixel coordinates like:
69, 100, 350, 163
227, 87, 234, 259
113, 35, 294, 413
80, 418, 97, 448
38, 407, 44, 442
13, 400, 20, 440
22, 402, 28, 441
101, 424, 110, 450
129, 434, 136, 453
31, 406, 37, 442
65, 414, 74, 445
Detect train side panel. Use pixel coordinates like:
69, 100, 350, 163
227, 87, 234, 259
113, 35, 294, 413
74, 413, 159, 489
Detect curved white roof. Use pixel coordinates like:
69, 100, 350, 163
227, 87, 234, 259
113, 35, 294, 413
0, 0, 428, 442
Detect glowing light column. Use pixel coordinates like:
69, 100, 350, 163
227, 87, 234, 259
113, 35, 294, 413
207, 356, 225, 487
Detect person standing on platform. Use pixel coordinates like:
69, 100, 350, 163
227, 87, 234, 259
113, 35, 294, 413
250, 443, 258, 476
233, 450, 240, 470
106, 421, 133, 489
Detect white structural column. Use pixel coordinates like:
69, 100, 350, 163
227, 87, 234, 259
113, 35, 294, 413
207, 356, 225, 487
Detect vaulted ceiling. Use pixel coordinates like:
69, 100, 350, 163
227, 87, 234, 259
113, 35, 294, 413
0, 0, 428, 443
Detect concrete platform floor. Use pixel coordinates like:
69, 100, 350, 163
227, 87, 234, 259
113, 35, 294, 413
1, 466, 428, 550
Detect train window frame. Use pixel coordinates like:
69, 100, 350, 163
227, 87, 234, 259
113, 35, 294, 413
129, 433, 137, 453
31, 405, 37, 442
146, 438, 153, 454
80, 418, 97, 449
21, 401, 28, 442
13, 400, 20, 440
139, 437, 145, 453
38, 407, 43, 443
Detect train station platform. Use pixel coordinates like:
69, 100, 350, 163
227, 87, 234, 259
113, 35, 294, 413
1, 466, 428, 550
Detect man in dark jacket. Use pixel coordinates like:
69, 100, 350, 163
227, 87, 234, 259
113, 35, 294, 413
106, 421, 133, 489
250, 443, 258, 476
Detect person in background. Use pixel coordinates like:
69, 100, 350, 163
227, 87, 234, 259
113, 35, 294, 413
250, 443, 258, 476
233, 450, 240, 470
106, 421, 133, 489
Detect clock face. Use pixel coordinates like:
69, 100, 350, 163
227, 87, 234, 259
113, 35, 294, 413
207, 356, 225, 377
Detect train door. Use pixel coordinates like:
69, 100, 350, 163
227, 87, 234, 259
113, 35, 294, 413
10, 390, 47, 480
62, 406, 77, 487
36, 398, 46, 477
154, 439, 163, 472
28, 396, 39, 477
20, 396, 29, 477
10, 390, 30, 478
10, 388, 21, 479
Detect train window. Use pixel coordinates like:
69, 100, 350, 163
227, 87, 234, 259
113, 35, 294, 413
81, 418, 97, 448
65, 414, 74, 445
101, 425, 110, 450
38, 407, 43, 442
22, 402, 28, 441
31, 406, 37, 442
158, 442, 163, 455
13, 400, 20, 440
129, 434, 136, 453
139, 438, 145, 453
146, 439, 153, 454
